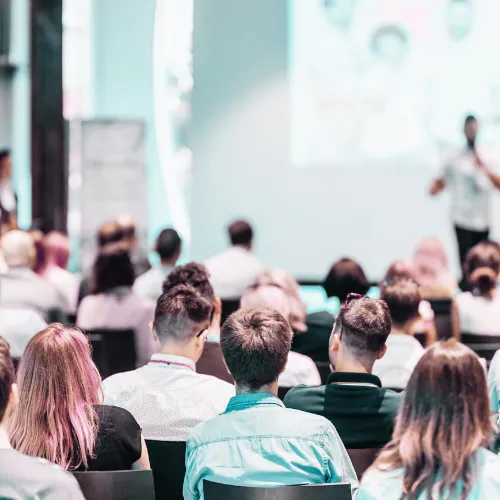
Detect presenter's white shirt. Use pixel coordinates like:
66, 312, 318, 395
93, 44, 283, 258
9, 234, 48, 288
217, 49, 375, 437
441, 147, 497, 231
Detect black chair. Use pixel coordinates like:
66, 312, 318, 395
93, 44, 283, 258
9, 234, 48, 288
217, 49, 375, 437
461, 333, 500, 363
85, 329, 136, 379
427, 298, 454, 340
146, 440, 186, 500
204, 481, 352, 500
221, 299, 241, 324
277, 386, 293, 401
346, 448, 379, 480
72, 470, 155, 500
413, 332, 427, 347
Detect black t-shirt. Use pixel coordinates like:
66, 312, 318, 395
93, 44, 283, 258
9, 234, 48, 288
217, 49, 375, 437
74, 405, 142, 471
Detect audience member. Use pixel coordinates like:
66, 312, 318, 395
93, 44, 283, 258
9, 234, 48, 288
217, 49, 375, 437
28, 227, 45, 274
294, 258, 370, 363
10, 325, 149, 471
78, 220, 125, 303
0, 230, 65, 319
359, 341, 500, 499
240, 284, 321, 387
183, 308, 358, 500
134, 228, 182, 301
373, 279, 425, 389
38, 231, 80, 314
413, 236, 458, 297
102, 284, 234, 441
117, 214, 151, 277
285, 295, 401, 449
0, 336, 85, 498
456, 242, 500, 335
205, 219, 263, 299
76, 243, 157, 366
162, 262, 232, 383
0, 150, 17, 234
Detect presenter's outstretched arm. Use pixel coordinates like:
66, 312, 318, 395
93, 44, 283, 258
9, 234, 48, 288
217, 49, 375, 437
429, 178, 446, 196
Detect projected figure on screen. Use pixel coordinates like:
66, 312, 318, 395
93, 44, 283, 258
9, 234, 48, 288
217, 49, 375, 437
447, 0, 473, 40
359, 25, 434, 163
323, 0, 357, 31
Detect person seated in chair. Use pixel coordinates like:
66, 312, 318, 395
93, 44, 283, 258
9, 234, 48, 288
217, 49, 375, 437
102, 284, 234, 441
285, 295, 401, 450
183, 308, 358, 500
372, 279, 425, 390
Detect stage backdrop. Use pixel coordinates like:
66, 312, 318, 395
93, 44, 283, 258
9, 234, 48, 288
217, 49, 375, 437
190, 0, 500, 280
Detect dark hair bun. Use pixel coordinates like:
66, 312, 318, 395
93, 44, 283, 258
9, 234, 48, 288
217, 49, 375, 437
472, 270, 496, 294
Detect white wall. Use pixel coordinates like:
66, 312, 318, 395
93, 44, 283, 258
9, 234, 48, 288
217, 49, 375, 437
190, 0, 498, 280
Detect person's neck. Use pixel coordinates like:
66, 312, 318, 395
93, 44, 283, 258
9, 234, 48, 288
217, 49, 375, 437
333, 354, 373, 375
159, 344, 196, 363
232, 244, 251, 252
0, 423, 11, 449
235, 382, 278, 397
160, 258, 176, 268
477, 288, 496, 299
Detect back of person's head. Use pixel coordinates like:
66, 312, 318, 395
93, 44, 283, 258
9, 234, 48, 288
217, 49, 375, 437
116, 214, 136, 242
465, 241, 500, 294
0, 230, 35, 268
241, 284, 291, 320
43, 231, 70, 269
381, 278, 421, 328
10, 324, 101, 470
0, 337, 15, 424
374, 340, 490, 499
228, 219, 253, 247
163, 262, 215, 303
91, 243, 135, 294
256, 268, 307, 332
97, 221, 124, 248
323, 258, 370, 302
156, 228, 182, 263
382, 259, 417, 285
334, 296, 392, 362
221, 308, 293, 390
154, 284, 213, 345
414, 237, 448, 285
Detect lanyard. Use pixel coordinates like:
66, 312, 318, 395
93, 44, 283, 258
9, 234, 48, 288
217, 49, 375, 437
149, 359, 195, 372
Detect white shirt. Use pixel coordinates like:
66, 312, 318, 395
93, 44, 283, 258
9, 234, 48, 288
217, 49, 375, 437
279, 352, 321, 388
456, 292, 500, 335
43, 266, 80, 314
77, 288, 158, 367
102, 353, 235, 441
205, 246, 264, 299
133, 265, 173, 302
373, 334, 425, 390
488, 350, 500, 413
441, 147, 497, 231
0, 307, 47, 358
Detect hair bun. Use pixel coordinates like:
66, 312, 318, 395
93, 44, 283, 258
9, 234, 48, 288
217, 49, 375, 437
472, 270, 496, 294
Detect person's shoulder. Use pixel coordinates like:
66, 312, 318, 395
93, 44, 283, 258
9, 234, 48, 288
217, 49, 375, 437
102, 368, 142, 395
280, 405, 336, 435
380, 387, 403, 412
284, 384, 325, 409
95, 403, 138, 425
477, 448, 500, 486
359, 465, 403, 498
195, 372, 235, 393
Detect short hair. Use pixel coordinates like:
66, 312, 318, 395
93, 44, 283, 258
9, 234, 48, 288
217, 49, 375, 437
91, 243, 135, 294
154, 284, 213, 344
97, 221, 124, 248
221, 308, 293, 390
0, 337, 14, 422
156, 228, 182, 261
337, 297, 392, 358
163, 262, 215, 303
382, 260, 416, 284
323, 258, 370, 301
381, 279, 421, 325
228, 220, 253, 246
0, 230, 35, 267
465, 114, 477, 125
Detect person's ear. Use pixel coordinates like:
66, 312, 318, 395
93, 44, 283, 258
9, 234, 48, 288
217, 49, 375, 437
330, 333, 341, 354
214, 297, 222, 317
150, 321, 158, 343
196, 330, 208, 351
377, 344, 387, 360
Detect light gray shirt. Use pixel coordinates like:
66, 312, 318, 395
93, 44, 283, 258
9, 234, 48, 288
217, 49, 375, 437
133, 265, 173, 302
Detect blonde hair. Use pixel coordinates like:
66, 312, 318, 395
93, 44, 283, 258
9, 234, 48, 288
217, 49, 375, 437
10, 324, 101, 470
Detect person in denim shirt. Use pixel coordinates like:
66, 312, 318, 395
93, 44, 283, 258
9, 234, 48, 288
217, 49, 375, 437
183, 308, 359, 500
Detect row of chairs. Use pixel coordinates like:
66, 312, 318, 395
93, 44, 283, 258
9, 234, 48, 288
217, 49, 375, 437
73, 470, 352, 500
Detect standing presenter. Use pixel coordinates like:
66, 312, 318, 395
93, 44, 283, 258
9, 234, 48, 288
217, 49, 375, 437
429, 115, 500, 284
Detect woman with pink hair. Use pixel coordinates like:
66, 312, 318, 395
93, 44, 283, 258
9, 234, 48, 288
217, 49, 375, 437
10, 324, 150, 471
241, 283, 321, 387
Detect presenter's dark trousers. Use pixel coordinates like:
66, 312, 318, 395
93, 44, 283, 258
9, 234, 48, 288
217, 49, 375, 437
455, 224, 490, 290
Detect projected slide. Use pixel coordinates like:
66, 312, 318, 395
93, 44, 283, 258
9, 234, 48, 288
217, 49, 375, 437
289, 0, 500, 168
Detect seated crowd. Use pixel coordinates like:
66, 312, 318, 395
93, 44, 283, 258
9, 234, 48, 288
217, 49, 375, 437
2, 219, 500, 499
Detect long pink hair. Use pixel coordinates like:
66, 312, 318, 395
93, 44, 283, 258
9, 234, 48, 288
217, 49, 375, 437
10, 324, 101, 470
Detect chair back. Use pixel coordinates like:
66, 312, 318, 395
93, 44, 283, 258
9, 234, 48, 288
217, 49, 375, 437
72, 470, 155, 500
204, 481, 352, 500
461, 333, 500, 363
346, 448, 379, 479
221, 299, 241, 324
427, 299, 453, 340
146, 440, 186, 500
85, 329, 136, 379
413, 332, 426, 347
277, 386, 292, 401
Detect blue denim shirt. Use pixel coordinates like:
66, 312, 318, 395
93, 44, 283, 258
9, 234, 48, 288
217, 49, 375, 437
183, 393, 359, 500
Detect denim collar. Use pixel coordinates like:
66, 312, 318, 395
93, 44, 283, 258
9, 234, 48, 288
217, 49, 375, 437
224, 393, 284, 414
